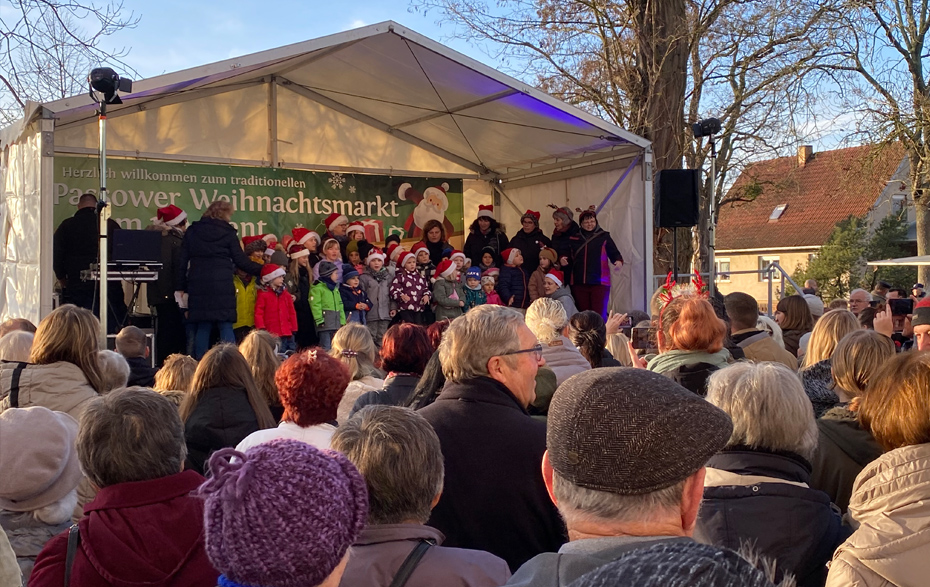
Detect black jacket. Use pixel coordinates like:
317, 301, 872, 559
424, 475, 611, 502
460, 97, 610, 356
550, 223, 579, 272
508, 229, 552, 274
177, 217, 262, 323
184, 386, 262, 475
568, 227, 622, 286
664, 362, 720, 397
419, 377, 566, 571
125, 356, 158, 388
145, 226, 184, 305
350, 374, 420, 416
464, 229, 509, 268
695, 447, 848, 587
53, 207, 120, 285
810, 405, 884, 513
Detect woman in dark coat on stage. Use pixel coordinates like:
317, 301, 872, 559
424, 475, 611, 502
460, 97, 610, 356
567, 207, 622, 317
549, 204, 580, 276
508, 209, 552, 275
177, 201, 262, 359
463, 205, 509, 267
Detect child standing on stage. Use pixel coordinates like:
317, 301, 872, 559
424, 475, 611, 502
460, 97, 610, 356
359, 247, 393, 348
285, 243, 317, 348
482, 271, 504, 306
432, 259, 466, 321
390, 251, 431, 325
340, 263, 371, 325
463, 266, 485, 311
529, 246, 557, 302
498, 247, 530, 312
310, 260, 345, 351
411, 242, 436, 282
254, 264, 298, 353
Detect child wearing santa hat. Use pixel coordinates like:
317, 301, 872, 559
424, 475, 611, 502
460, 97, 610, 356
432, 259, 466, 321
285, 243, 317, 348
498, 248, 530, 313
255, 264, 299, 353
544, 269, 578, 318
359, 247, 393, 347
411, 241, 435, 283
323, 212, 350, 261
529, 247, 558, 302
389, 251, 431, 326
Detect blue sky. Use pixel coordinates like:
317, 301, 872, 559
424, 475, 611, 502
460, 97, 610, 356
104, 0, 490, 80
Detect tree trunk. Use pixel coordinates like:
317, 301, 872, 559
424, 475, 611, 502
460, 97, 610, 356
917, 195, 930, 286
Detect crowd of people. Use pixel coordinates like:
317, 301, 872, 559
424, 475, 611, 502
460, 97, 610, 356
7, 199, 924, 586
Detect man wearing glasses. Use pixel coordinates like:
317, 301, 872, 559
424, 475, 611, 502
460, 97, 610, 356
847, 289, 873, 317
419, 305, 564, 573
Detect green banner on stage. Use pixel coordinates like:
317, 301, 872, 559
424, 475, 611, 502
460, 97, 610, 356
53, 156, 465, 243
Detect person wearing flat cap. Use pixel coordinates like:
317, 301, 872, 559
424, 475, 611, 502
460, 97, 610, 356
506, 368, 733, 587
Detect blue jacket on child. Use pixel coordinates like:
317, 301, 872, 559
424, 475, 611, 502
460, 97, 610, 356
498, 265, 530, 309
340, 263, 372, 325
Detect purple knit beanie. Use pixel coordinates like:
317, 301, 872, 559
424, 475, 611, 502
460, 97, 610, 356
199, 439, 368, 587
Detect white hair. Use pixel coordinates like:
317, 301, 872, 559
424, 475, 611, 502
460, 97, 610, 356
706, 362, 818, 460
755, 315, 784, 349
849, 288, 872, 301
552, 472, 685, 526
439, 305, 524, 382
97, 350, 130, 392
0, 330, 33, 362
525, 297, 568, 344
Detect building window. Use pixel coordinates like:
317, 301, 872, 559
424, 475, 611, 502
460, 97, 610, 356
758, 255, 780, 281
892, 194, 906, 215
715, 258, 730, 282
769, 204, 787, 221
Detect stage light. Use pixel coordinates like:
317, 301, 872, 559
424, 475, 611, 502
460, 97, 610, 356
692, 118, 722, 138
88, 68, 132, 105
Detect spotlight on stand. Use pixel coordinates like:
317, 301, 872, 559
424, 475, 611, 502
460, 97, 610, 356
692, 117, 721, 138
88, 67, 132, 104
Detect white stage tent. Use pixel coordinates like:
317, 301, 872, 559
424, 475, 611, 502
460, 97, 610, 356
0, 21, 653, 322
868, 255, 930, 266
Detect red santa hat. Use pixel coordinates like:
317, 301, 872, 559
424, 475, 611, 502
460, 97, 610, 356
292, 226, 321, 246
477, 204, 494, 219
154, 204, 187, 226
450, 250, 467, 263
387, 243, 406, 262
411, 241, 429, 255
397, 251, 415, 268
366, 247, 387, 265
434, 259, 457, 281
288, 243, 309, 259
481, 268, 499, 280
260, 263, 286, 284
521, 209, 541, 225
262, 234, 277, 244
545, 269, 565, 289
242, 235, 264, 247
325, 212, 349, 231
502, 248, 520, 265
281, 235, 294, 250
346, 221, 366, 237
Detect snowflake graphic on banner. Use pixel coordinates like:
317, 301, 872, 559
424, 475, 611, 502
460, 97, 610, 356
329, 173, 345, 189
349, 185, 356, 194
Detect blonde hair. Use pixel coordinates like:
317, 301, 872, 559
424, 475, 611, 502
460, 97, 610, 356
97, 350, 130, 392
605, 332, 633, 367
31, 304, 103, 392
0, 330, 33, 362
153, 354, 197, 392
331, 322, 378, 381
525, 297, 568, 344
202, 200, 233, 221
239, 330, 282, 409
801, 310, 859, 368
860, 351, 930, 451
707, 362, 818, 461
831, 330, 895, 397
180, 343, 276, 429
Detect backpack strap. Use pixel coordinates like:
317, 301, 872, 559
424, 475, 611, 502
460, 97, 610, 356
63, 523, 81, 587
8, 361, 27, 408
388, 539, 433, 587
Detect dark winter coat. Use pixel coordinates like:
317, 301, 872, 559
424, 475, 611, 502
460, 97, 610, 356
419, 377, 566, 571
421, 239, 453, 266
360, 267, 394, 322
568, 227, 623, 286
498, 265, 530, 309
810, 405, 884, 513
52, 207, 120, 286
341, 283, 372, 324
184, 386, 262, 475
29, 470, 218, 587
550, 222, 580, 272
255, 286, 299, 337
509, 229, 552, 274
464, 228, 509, 268
125, 356, 157, 388
801, 359, 839, 418
350, 374, 421, 417
782, 328, 809, 358
144, 225, 184, 305
696, 447, 848, 587
177, 217, 262, 323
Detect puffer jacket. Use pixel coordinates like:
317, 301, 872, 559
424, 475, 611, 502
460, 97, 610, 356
498, 265, 530, 309
0, 361, 98, 421
360, 267, 394, 322
390, 268, 431, 312
0, 510, 69, 582
233, 274, 258, 329
826, 442, 930, 587
540, 336, 590, 386
549, 286, 579, 319
254, 286, 298, 337
528, 267, 548, 302
310, 280, 346, 332
184, 387, 262, 475
433, 278, 466, 321
509, 229, 552, 274
567, 227, 622, 286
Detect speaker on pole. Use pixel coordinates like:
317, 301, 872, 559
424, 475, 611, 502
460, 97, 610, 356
654, 169, 700, 228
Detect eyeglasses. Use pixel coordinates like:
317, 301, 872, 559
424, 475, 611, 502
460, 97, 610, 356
498, 344, 543, 362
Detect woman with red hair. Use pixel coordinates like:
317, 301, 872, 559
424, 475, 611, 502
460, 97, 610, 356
646, 295, 731, 396
235, 348, 350, 452
349, 323, 433, 416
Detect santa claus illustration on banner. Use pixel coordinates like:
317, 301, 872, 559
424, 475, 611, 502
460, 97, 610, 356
397, 182, 456, 238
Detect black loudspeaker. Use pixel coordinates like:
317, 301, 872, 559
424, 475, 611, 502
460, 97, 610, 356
654, 169, 700, 228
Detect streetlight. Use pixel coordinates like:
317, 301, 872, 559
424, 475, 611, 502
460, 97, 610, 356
88, 67, 132, 344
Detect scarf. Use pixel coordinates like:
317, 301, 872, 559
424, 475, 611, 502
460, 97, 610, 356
366, 266, 389, 284
647, 348, 731, 374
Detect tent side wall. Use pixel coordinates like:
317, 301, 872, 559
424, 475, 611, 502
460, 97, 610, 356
499, 157, 652, 313
0, 119, 52, 324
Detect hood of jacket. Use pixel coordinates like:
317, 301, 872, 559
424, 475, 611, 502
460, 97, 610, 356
549, 286, 573, 302
188, 217, 236, 243
819, 406, 883, 468
647, 349, 730, 374
837, 443, 930, 586
80, 470, 214, 586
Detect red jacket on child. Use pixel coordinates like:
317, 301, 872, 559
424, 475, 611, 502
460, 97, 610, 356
255, 286, 298, 337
